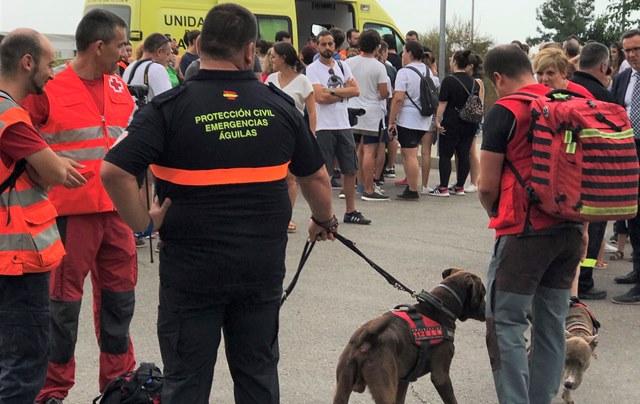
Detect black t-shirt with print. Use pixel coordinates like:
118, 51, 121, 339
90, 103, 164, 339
105, 69, 324, 291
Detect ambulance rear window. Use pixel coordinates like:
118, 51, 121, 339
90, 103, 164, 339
85, 5, 131, 35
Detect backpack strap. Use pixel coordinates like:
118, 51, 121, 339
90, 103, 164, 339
126, 58, 154, 86
336, 60, 345, 77
404, 66, 437, 113
450, 74, 472, 96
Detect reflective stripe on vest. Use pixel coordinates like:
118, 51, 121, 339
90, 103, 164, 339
0, 97, 65, 275
150, 161, 290, 186
36, 63, 134, 216
42, 125, 123, 145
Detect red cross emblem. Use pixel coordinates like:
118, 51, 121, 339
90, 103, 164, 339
109, 76, 124, 93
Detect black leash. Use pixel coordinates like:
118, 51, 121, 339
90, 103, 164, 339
334, 233, 417, 298
281, 240, 316, 306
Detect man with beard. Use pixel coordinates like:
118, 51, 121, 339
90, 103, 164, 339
22, 10, 138, 403
0, 28, 86, 403
306, 30, 373, 224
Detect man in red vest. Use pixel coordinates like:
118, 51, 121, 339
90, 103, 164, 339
22, 10, 137, 404
478, 45, 584, 404
0, 28, 86, 403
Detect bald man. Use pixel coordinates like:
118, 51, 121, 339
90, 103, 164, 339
0, 28, 85, 403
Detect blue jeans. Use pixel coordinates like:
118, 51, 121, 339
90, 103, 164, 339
0, 272, 50, 403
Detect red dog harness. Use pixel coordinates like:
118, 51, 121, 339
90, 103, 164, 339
391, 304, 455, 382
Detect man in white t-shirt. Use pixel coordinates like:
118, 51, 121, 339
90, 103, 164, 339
346, 29, 389, 201
306, 30, 371, 224
122, 33, 173, 103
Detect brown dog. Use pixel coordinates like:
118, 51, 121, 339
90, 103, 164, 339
561, 300, 599, 404
333, 268, 486, 404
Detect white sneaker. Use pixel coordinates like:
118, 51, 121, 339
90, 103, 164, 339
604, 243, 618, 253
338, 189, 345, 199
420, 185, 434, 195
464, 183, 478, 193
374, 183, 385, 194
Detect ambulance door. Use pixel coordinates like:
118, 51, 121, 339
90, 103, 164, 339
84, 0, 141, 43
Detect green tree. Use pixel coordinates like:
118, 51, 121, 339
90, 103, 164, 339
421, 16, 494, 75
528, 0, 595, 45
587, 0, 640, 45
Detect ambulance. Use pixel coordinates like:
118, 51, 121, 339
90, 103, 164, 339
83, 0, 405, 53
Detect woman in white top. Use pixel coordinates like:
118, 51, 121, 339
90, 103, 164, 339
265, 42, 317, 233
388, 41, 432, 200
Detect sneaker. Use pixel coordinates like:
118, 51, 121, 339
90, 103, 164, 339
609, 234, 618, 244
428, 187, 450, 197
44, 398, 64, 404
397, 187, 420, 201
464, 183, 478, 193
344, 210, 372, 225
338, 189, 345, 199
449, 186, 465, 196
383, 167, 396, 178
330, 178, 342, 189
394, 177, 408, 187
578, 286, 607, 300
374, 183, 385, 194
356, 183, 365, 194
420, 185, 434, 195
155, 241, 163, 253
604, 243, 618, 253
361, 190, 389, 201
135, 237, 146, 248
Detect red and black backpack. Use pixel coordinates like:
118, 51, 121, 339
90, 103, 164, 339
503, 89, 639, 222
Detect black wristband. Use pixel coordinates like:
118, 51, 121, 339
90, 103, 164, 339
311, 214, 339, 232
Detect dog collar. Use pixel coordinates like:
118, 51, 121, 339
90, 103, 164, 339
416, 291, 458, 321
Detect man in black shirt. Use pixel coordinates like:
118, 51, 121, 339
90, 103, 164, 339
101, 4, 335, 403
569, 41, 615, 300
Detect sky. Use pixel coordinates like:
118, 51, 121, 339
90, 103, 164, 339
0, 0, 619, 45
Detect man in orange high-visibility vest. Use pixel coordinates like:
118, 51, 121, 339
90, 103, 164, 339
0, 29, 86, 403
22, 10, 137, 403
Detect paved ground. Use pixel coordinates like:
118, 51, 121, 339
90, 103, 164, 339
66, 165, 640, 403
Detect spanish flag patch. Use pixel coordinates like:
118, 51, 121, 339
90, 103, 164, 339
223, 90, 238, 100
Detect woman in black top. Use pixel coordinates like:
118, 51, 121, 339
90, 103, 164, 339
431, 50, 481, 197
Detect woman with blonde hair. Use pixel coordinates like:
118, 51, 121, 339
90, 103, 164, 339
533, 48, 591, 96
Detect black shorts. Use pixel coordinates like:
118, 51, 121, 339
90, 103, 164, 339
397, 126, 425, 149
353, 128, 381, 145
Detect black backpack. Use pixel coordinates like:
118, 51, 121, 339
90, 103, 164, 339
93, 362, 163, 404
405, 66, 439, 117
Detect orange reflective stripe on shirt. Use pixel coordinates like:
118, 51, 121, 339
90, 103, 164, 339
150, 161, 290, 186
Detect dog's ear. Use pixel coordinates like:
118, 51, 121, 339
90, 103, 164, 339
565, 330, 573, 340
585, 334, 599, 350
463, 273, 487, 321
442, 268, 463, 279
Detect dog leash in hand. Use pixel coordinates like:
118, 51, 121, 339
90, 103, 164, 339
334, 233, 417, 298
281, 240, 316, 306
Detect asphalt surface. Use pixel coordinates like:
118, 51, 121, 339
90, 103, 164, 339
66, 164, 640, 403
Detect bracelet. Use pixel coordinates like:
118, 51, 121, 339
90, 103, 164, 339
311, 214, 339, 232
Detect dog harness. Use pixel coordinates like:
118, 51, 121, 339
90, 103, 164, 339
567, 300, 601, 335
391, 304, 455, 382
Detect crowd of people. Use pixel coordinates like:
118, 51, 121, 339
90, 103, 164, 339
2, 3, 640, 404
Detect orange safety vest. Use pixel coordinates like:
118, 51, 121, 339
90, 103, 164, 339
488, 83, 563, 236
0, 96, 65, 275
37, 63, 134, 216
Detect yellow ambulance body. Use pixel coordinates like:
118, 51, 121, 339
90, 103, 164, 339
84, 0, 405, 53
